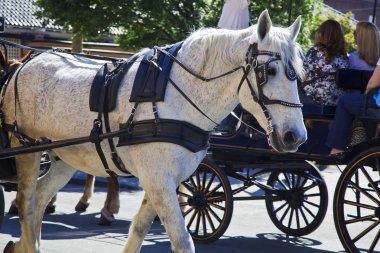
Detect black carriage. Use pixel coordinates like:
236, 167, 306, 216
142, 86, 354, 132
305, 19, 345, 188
178, 69, 380, 253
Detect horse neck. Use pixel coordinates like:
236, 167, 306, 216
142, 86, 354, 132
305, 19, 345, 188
169, 34, 250, 131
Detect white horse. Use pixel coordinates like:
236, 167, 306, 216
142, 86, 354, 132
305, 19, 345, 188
2, 10, 306, 253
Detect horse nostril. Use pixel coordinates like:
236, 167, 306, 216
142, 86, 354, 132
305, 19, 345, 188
284, 131, 297, 144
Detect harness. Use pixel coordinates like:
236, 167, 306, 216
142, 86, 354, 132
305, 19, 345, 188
0, 40, 302, 178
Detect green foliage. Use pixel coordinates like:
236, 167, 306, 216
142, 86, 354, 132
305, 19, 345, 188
35, 0, 355, 53
34, 0, 132, 39
116, 0, 207, 49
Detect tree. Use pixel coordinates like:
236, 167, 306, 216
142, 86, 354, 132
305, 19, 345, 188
34, 0, 132, 52
116, 0, 208, 49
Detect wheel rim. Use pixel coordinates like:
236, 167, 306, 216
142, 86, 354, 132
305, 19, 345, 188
178, 160, 232, 242
266, 169, 328, 236
335, 151, 380, 253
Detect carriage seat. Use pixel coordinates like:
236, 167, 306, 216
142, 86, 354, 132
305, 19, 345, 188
299, 93, 336, 118
336, 68, 373, 92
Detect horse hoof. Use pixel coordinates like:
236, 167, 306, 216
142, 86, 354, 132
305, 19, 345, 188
75, 201, 89, 212
98, 213, 114, 226
4, 241, 15, 253
7, 205, 18, 216
45, 205, 56, 214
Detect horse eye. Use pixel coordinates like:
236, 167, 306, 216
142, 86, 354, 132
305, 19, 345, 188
268, 68, 276, 76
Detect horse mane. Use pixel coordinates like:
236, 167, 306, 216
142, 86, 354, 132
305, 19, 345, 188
183, 25, 304, 79
252, 26, 305, 79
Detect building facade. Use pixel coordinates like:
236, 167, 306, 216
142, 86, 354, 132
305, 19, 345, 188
0, 0, 131, 60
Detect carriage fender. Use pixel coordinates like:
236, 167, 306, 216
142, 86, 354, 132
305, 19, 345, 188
344, 138, 380, 162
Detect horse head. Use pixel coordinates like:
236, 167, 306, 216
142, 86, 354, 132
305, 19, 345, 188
238, 10, 307, 152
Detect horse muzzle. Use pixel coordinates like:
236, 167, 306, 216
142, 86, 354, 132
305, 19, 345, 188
268, 127, 307, 153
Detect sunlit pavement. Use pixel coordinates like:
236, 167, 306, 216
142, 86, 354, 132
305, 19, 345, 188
0, 167, 351, 253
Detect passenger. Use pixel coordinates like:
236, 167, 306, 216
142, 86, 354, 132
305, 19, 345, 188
302, 19, 349, 106
327, 61, 380, 155
327, 22, 380, 155
349, 21, 380, 71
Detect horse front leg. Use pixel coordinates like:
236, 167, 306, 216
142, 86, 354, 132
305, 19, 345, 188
33, 157, 76, 248
124, 173, 194, 253
74, 174, 95, 212
121, 193, 157, 253
4, 152, 41, 253
99, 176, 120, 226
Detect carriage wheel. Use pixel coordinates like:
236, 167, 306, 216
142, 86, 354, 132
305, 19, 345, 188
334, 147, 380, 253
265, 166, 328, 236
0, 185, 4, 227
178, 158, 233, 243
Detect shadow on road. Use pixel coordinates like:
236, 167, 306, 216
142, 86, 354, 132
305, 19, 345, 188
1, 211, 131, 240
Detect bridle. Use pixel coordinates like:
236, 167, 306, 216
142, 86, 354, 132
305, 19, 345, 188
236, 43, 302, 135
156, 42, 302, 137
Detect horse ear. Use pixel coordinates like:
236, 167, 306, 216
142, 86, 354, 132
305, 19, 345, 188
289, 15, 302, 41
257, 10, 272, 41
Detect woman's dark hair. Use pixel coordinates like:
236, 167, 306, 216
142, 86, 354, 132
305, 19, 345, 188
315, 19, 347, 63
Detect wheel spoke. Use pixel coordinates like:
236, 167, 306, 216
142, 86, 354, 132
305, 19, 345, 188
344, 200, 376, 210
202, 210, 207, 235
299, 206, 310, 226
187, 210, 198, 229
273, 202, 288, 214
195, 210, 201, 235
304, 193, 321, 198
295, 173, 301, 188
209, 202, 226, 211
301, 182, 318, 193
288, 208, 294, 228
206, 183, 222, 197
295, 208, 301, 229
183, 206, 195, 217
178, 191, 192, 198
302, 204, 316, 218
360, 166, 380, 199
368, 227, 380, 253
181, 181, 194, 193
205, 174, 216, 192
280, 205, 291, 223
206, 206, 222, 223
284, 173, 292, 189
201, 170, 208, 192
348, 180, 380, 205
352, 220, 380, 243
304, 200, 320, 208
291, 173, 296, 188
204, 209, 216, 232
275, 175, 288, 190
195, 170, 201, 191
189, 177, 198, 191
345, 214, 377, 225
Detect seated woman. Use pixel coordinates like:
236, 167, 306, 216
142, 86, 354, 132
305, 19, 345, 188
302, 19, 349, 106
327, 22, 380, 155
327, 62, 380, 155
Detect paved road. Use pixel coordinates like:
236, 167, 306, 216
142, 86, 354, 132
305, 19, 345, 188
0, 167, 357, 253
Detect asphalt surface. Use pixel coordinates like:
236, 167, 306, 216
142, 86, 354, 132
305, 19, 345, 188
0, 167, 369, 253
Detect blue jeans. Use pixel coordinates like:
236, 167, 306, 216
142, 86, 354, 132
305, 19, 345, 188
325, 93, 376, 150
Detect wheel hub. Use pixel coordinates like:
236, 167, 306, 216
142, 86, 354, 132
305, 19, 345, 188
287, 191, 305, 209
188, 192, 207, 210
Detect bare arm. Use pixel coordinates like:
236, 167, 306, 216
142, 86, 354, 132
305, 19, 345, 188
366, 66, 380, 93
